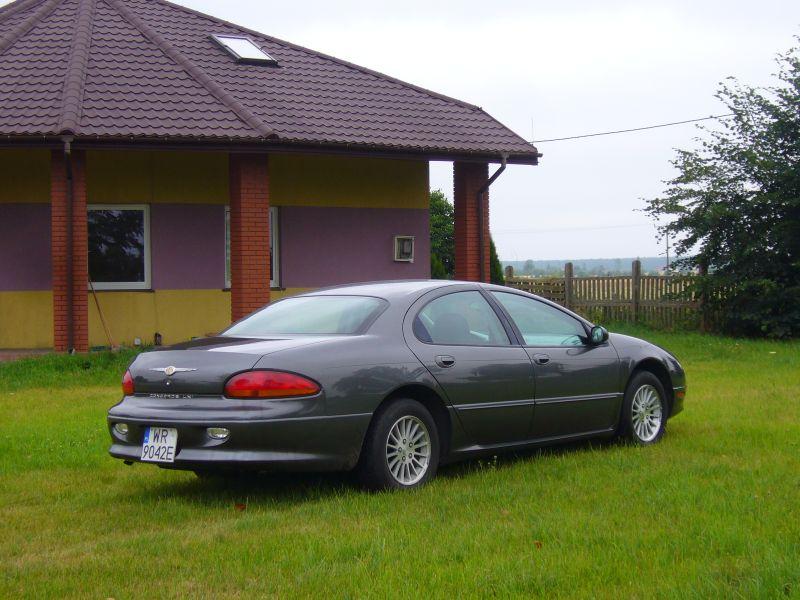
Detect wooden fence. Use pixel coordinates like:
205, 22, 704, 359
504, 260, 702, 328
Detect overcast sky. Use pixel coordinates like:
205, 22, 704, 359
7, 0, 797, 261
185, 0, 797, 262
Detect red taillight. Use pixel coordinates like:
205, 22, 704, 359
224, 370, 320, 399
122, 370, 135, 395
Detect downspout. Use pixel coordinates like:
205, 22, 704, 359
62, 135, 75, 353
476, 154, 508, 282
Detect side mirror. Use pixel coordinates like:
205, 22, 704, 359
590, 325, 609, 345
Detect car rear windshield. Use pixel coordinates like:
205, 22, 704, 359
223, 295, 386, 336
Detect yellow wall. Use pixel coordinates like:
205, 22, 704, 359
0, 149, 50, 203
1, 148, 429, 207
270, 154, 429, 208
88, 290, 230, 347
85, 149, 429, 208
0, 292, 53, 348
88, 287, 312, 347
86, 150, 229, 204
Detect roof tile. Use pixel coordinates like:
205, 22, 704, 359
0, 0, 538, 161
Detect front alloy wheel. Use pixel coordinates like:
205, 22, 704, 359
621, 371, 668, 445
630, 384, 663, 442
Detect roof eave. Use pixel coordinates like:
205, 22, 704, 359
0, 134, 540, 165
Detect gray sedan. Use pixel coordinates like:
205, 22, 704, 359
108, 280, 686, 489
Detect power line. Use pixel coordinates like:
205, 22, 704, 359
533, 113, 734, 143
494, 223, 654, 235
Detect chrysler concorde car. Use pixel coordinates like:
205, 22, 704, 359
108, 280, 686, 489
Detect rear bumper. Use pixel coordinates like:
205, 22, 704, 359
107, 395, 371, 472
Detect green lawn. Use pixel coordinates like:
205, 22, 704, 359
1, 327, 799, 598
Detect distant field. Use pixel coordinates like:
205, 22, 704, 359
1, 326, 798, 598
503, 256, 670, 276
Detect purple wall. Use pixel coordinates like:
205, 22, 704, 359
279, 206, 430, 288
150, 204, 226, 289
0, 203, 428, 293
0, 203, 51, 291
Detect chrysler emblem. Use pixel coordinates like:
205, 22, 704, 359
150, 366, 197, 377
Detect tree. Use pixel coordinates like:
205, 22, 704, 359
489, 238, 505, 284
429, 189, 454, 278
522, 259, 534, 275
644, 41, 800, 338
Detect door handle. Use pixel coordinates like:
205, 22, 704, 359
435, 355, 456, 368
533, 353, 551, 365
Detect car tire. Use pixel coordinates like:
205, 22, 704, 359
620, 370, 668, 445
358, 398, 440, 491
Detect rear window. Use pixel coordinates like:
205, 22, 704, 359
223, 295, 386, 336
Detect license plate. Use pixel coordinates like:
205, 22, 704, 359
141, 427, 178, 463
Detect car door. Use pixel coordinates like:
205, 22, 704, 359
404, 287, 535, 446
489, 291, 621, 439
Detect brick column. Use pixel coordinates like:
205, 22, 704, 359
51, 149, 88, 352
229, 153, 270, 322
454, 161, 490, 282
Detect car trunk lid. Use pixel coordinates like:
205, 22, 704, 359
128, 335, 332, 395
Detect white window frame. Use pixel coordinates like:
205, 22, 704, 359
87, 204, 151, 291
225, 206, 279, 289
211, 34, 278, 65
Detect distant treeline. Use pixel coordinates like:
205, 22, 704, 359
503, 257, 677, 277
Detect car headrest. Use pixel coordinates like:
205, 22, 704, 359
432, 312, 471, 344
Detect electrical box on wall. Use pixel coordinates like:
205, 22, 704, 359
394, 235, 415, 262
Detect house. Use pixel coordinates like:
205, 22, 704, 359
0, 0, 539, 351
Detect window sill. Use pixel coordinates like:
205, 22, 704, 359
222, 287, 285, 292
90, 288, 154, 293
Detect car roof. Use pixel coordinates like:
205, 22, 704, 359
295, 280, 472, 300
287, 279, 593, 328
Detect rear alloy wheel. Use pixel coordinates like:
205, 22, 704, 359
621, 371, 668, 445
358, 399, 439, 490
386, 415, 432, 485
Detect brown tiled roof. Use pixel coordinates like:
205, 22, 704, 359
0, 0, 539, 163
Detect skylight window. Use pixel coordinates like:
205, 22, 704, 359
211, 35, 277, 65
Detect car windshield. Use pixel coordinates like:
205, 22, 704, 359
223, 295, 385, 336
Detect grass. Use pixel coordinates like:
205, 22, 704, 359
0, 347, 140, 392
1, 326, 799, 598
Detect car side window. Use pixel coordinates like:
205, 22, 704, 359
415, 291, 510, 346
491, 291, 586, 347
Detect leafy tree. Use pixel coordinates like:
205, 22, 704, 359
430, 189, 455, 278
430, 253, 448, 279
489, 238, 504, 284
644, 41, 800, 338
522, 259, 535, 275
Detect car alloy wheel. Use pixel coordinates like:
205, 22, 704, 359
358, 398, 440, 490
630, 384, 663, 442
385, 415, 431, 485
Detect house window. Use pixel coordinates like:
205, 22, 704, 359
225, 206, 279, 288
211, 35, 278, 65
88, 205, 150, 290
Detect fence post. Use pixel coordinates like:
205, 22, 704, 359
698, 260, 708, 332
632, 259, 641, 323
504, 265, 514, 281
564, 262, 574, 309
